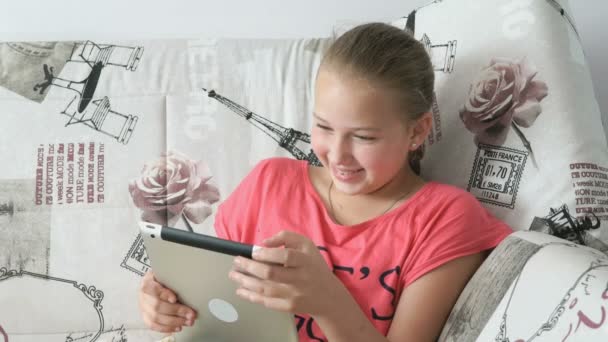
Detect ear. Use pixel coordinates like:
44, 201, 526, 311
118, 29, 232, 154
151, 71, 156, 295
409, 111, 433, 150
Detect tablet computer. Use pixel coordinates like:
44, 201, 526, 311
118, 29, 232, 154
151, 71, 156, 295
139, 221, 299, 342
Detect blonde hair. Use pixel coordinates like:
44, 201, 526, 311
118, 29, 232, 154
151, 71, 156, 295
320, 22, 434, 174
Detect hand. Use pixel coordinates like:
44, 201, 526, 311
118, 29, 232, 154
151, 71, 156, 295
138, 270, 198, 334
228, 230, 345, 316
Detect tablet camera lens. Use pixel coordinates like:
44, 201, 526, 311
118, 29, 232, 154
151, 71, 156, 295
151, 234, 155, 238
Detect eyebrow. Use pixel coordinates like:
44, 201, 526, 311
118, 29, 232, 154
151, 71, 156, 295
313, 112, 381, 131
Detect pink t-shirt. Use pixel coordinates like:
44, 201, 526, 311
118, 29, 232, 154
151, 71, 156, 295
214, 157, 512, 341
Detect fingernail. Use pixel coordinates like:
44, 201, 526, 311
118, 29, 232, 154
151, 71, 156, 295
233, 257, 242, 266
174, 326, 181, 332
169, 297, 176, 304
187, 312, 194, 320
186, 320, 194, 326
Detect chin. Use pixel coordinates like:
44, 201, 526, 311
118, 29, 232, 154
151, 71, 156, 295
333, 180, 370, 195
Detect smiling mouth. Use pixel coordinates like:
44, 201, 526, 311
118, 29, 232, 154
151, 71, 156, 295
333, 166, 364, 181
337, 169, 362, 175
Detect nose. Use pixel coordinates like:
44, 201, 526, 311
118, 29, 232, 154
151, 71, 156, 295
328, 135, 353, 164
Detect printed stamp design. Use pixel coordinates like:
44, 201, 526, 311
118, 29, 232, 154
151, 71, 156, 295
467, 144, 528, 209
121, 234, 149, 276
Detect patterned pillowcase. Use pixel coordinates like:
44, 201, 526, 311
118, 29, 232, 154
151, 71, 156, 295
368, 0, 608, 252
440, 230, 608, 341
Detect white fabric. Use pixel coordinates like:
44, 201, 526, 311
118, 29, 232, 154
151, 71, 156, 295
386, 0, 608, 250
1, 0, 607, 339
0, 37, 329, 340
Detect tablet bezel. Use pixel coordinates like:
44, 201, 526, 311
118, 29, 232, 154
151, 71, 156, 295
140, 222, 259, 258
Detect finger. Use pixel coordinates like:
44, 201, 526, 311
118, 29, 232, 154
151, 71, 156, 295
142, 292, 197, 321
142, 313, 185, 333
142, 294, 197, 326
158, 288, 178, 304
234, 256, 298, 282
235, 287, 295, 313
141, 273, 178, 304
251, 247, 304, 268
263, 230, 307, 249
229, 269, 290, 298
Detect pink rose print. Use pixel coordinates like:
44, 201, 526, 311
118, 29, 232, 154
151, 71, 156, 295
129, 151, 220, 230
459, 57, 548, 166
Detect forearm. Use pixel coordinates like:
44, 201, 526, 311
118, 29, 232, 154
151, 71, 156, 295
312, 280, 389, 342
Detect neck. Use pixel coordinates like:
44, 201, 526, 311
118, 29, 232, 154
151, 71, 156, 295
372, 165, 420, 200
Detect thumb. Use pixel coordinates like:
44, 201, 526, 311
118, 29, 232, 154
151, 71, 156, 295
263, 230, 305, 249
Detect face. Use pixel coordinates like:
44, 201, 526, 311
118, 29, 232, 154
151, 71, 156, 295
311, 67, 427, 195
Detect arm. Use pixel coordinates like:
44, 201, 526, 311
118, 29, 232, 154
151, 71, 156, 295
312, 252, 486, 342
311, 280, 388, 342
314, 251, 486, 342
386, 251, 487, 341
231, 229, 489, 342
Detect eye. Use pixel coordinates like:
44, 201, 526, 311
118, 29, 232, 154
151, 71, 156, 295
316, 124, 331, 130
354, 135, 376, 141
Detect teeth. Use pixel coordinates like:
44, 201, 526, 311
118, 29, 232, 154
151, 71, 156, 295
339, 169, 359, 175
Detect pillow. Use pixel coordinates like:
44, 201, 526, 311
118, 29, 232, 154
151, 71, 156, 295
379, 0, 608, 252
440, 230, 608, 341
0, 37, 331, 340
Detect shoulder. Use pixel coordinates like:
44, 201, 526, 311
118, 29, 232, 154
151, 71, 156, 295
250, 157, 304, 176
413, 181, 512, 234
238, 157, 307, 192
214, 157, 306, 240
421, 182, 484, 213
400, 182, 512, 287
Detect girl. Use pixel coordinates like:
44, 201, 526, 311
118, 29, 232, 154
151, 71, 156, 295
138, 22, 512, 341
